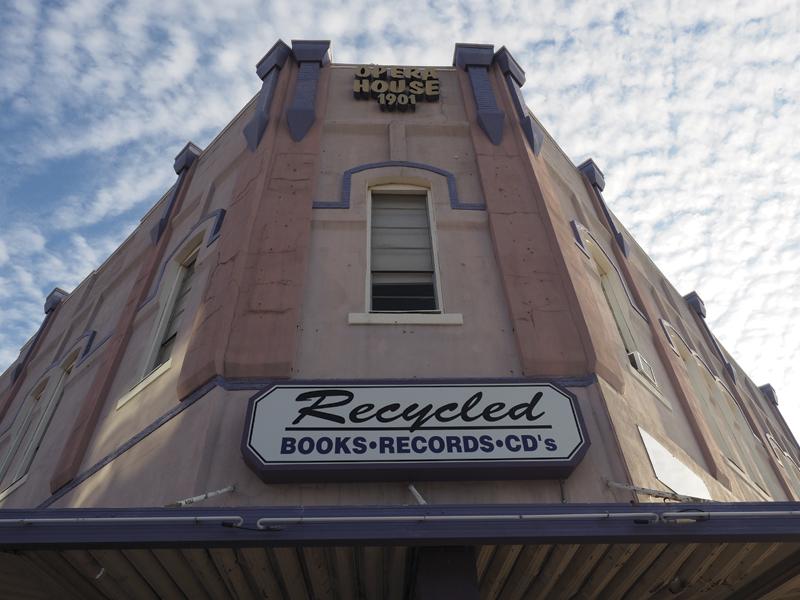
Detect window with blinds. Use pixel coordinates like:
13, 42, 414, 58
152, 254, 197, 369
370, 194, 438, 312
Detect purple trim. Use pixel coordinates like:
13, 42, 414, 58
290, 40, 331, 65
659, 319, 744, 412
243, 68, 282, 151
244, 41, 290, 151
150, 173, 184, 244
0, 329, 102, 439
151, 142, 203, 244
286, 40, 330, 142
577, 158, 605, 191
683, 291, 737, 381
36, 377, 223, 509
659, 319, 681, 356
173, 142, 202, 175
10, 313, 52, 383
760, 384, 778, 406
570, 219, 648, 323
312, 160, 485, 210
138, 209, 226, 310
570, 220, 592, 259
453, 43, 505, 145
255, 39, 291, 80
453, 43, 495, 69
493, 46, 525, 85
241, 378, 591, 484
36, 375, 594, 509
5, 502, 800, 549
494, 47, 543, 156
683, 291, 706, 318
466, 66, 505, 145
10, 288, 66, 381
45, 330, 97, 372
287, 62, 320, 142
75, 332, 111, 367
206, 208, 226, 245
44, 288, 68, 314
577, 159, 630, 257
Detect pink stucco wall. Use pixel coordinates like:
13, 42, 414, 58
0, 45, 797, 511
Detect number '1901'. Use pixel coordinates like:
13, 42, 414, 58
377, 92, 417, 111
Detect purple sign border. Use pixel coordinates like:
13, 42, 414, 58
241, 377, 591, 483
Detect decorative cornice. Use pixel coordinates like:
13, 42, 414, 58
493, 46, 525, 85
151, 142, 203, 244
244, 40, 291, 151
760, 384, 778, 406
683, 291, 738, 381
172, 142, 202, 175
577, 158, 605, 192
683, 291, 706, 318
290, 40, 331, 65
255, 39, 291, 80
494, 46, 543, 155
453, 43, 504, 145
286, 40, 331, 142
44, 288, 68, 314
578, 158, 629, 256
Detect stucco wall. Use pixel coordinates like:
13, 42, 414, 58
1, 45, 797, 512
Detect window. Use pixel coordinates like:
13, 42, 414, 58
151, 253, 197, 371
369, 192, 438, 312
0, 359, 73, 496
349, 184, 462, 326
672, 333, 772, 498
575, 224, 657, 386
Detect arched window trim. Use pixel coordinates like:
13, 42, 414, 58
571, 220, 648, 322
0, 349, 78, 499
348, 180, 463, 326
572, 220, 656, 387
662, 319, 772, 499
116, 231, 205, 411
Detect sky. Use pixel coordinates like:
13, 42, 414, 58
0, 1, 798, 436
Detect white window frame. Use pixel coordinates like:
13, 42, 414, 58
578, 228, 658, 389
151, 251, 198, 370
117, 239, 202, 410
349, 184, 462, 326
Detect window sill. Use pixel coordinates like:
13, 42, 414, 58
627, 364, 671, 410
0, 474, 28, 502
116, 358, 172, 410
348, 312, 463, 325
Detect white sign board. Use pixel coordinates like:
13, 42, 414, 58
242, 382, 589, 482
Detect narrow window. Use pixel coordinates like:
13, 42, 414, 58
599, 270, 635, 354
0, 362, 73, 494
152, 254, 197, 370
370, 193, 437, 312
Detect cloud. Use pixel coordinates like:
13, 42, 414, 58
52, 151, 175, 230
0, 0, 799, 445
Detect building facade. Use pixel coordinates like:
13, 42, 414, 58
1, 40, 799, 598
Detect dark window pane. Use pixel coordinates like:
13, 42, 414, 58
372, 283, 436, 311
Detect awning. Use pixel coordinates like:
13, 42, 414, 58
1, 502, 799, 598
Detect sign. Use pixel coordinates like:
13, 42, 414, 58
242, 381, 589, 482
353, 65, 439, 111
